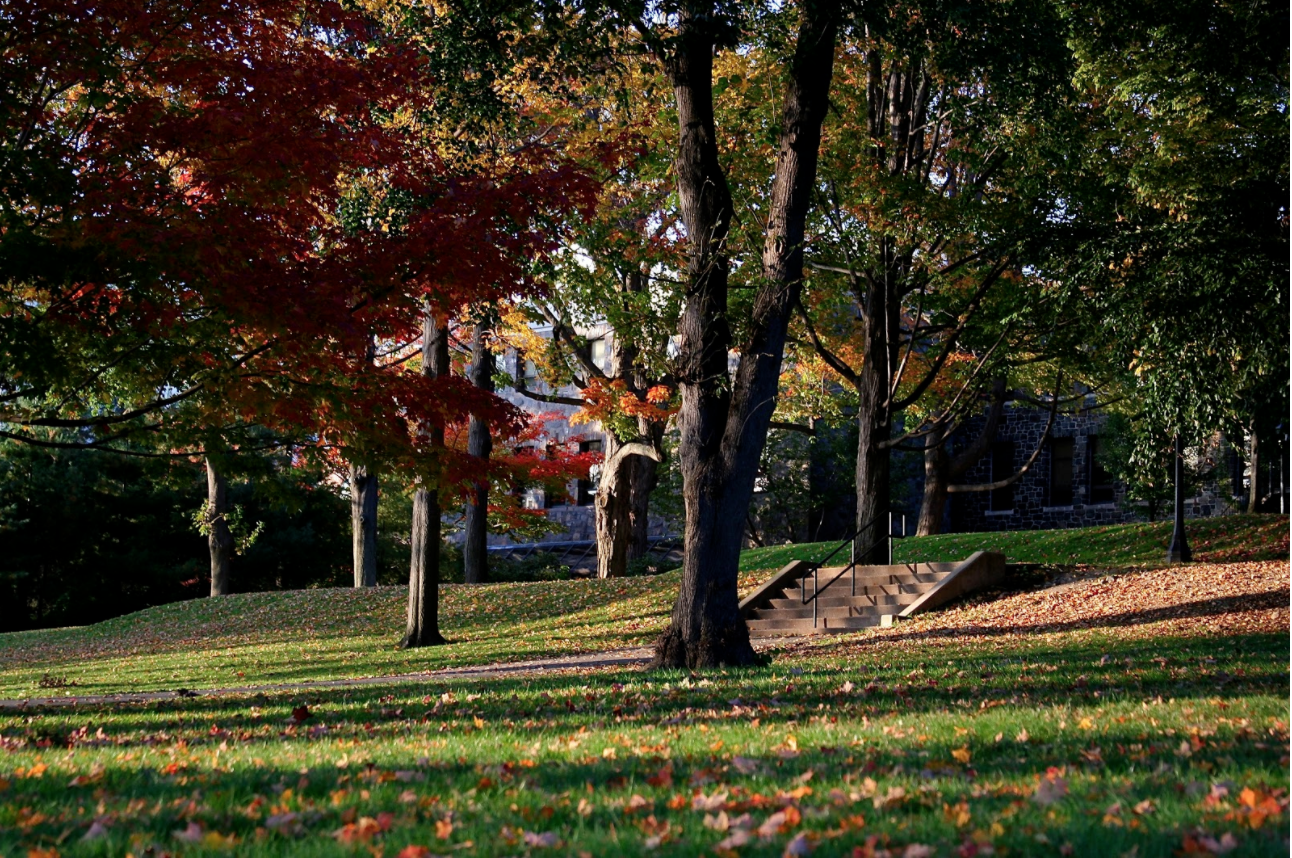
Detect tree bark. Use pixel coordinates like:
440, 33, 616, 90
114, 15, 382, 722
917, 422, 951, 536
403, 308, 449, 648
206, 458, 233, 596
627, 440, 660, 560
350, 463, 378, 587
594, 281, 664, 578
596, 441, 663, 578
853, 254, 900, 562
653, 2, 839, 668
463, 320, 495, 584
1246, 427, 1259, 513
916, 379, 1009, 536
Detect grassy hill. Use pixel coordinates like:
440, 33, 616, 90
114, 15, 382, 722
739, 513, 1287, 571
0, 515, 1283, 700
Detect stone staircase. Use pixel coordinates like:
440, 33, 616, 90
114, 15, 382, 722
740, 550, 1006, 635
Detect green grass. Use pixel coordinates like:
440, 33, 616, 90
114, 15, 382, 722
0, 575, 693, 700
0, 515, 1283, 702
740, 513, 1289, 572
0, 516, 1286, 856
0, 627, 1285, 856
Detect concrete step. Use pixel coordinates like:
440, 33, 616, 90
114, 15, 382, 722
747, 614, 886, 633
805, 567, 950, 587
750, 605, 888, 621
762, 593, 921, 613
774, 585, 931, 603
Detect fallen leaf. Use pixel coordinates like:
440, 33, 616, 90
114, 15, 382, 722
522, 830, 561, 848
1032, 774, 1068, 806
173, 821, 204, 843
784, 832, 813, 856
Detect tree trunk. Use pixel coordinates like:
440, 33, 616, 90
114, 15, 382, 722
403, 308, 449, 648
853, 257, 899, 562
596, 434, 633, 579
1246, 428, 1259, 513
594, 299, 664, 577
627, 442, 660, 560
206, 458, 233, 597
916, 379, 1009, 536
463, 321, 495, 584
653, 2, 839, 668
596, 440, 662, 578
917, 422, 950, 536
350, 463, 378, 587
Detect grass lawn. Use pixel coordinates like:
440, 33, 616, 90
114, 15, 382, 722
739, 513, 1289, 572
0, 516, 1286, 857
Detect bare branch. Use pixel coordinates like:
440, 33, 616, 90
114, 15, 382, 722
794, 298, 861, 387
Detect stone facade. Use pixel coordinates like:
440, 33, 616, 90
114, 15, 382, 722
947, 405, 1238, 533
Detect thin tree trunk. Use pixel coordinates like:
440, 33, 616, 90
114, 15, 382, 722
653, 2, 839, 668
403, 308, 449, 648
627, 438, 661, 560
917, 422, 950, 536
463, 321, 495, 584
206, 458, 233, 597
350, 463, 378, 587
350, 334, 379, 588
916, 379, 1009, 535
1247, 428, 1259, 513
854, 264, 897, 562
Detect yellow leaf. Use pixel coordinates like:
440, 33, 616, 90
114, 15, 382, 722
951, 746, 972, 764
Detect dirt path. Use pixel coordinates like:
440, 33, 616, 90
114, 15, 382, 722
0, 637, 812, 710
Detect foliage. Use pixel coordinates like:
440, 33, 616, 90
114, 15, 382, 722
1048, 0, 1289, 460
0, 0, 596, 492
0, 440, 352, 631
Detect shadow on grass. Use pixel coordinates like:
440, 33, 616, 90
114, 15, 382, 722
6, 633, 1286, 743
0, 581, 675, 677
0, 631, 1287, 858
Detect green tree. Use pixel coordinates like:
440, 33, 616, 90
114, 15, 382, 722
1050, 0, 1288, 481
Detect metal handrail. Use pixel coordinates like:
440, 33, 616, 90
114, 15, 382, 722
799, 513, 905, 628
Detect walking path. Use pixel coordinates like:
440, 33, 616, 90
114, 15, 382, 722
0, 637, 811, 710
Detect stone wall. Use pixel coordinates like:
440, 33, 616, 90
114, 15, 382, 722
948, 406, 1237, 533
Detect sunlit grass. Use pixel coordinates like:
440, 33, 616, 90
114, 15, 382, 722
740, 513, 1288, 571
0, 625, 1284, 856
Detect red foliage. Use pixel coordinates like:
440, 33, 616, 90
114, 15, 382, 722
3, 0, 599, 483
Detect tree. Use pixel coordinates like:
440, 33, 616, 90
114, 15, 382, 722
204, 459, 235, 596
463, 316, 496, 584
1047, 0, 1288, 509
789, 1, 1074, 560
639, 1, 840, 667
403, 308, 449, 648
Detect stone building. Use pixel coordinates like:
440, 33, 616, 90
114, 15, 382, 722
945, 404, 1244, 533
466, 323, 675, 548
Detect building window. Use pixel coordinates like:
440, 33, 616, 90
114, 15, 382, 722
576, 439, 602, 506
521, 358, 539, 385
1048, 437, 1074, 506
990, 441, 1015, 511
589, 339, 608, 373
1087, 435, 1115, 504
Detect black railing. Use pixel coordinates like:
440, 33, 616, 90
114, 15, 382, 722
799, 513, 908, 628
